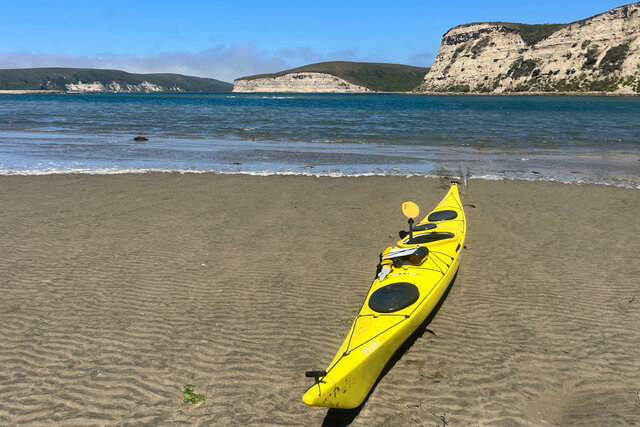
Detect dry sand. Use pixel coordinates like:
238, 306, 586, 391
1, 173, 639, 426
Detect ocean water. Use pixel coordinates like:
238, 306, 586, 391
0, 92, 639, 187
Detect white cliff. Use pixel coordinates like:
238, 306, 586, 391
233, 72, 372, 93
417, 3, 640, 94
65, 80, 182, 93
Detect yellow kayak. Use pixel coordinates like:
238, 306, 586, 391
303, 183, 466, 409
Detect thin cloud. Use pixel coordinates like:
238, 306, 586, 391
0, 44, 399, 82
0, 45, 290, 82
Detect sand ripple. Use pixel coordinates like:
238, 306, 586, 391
1, 174, 639, 425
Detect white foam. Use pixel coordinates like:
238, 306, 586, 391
1, 167, 638, 189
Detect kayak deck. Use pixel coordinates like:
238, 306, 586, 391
303, 184, 466, 409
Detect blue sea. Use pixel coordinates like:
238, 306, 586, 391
1, 93, 639, 187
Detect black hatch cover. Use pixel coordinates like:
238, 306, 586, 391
369, 282, 420, 313
427, 210, 458, 221
414, 223, 437, 231
407, 231, 455, 245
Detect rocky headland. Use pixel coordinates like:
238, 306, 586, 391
0, 68, 233, 93
234, 71, 372, 93
416, 2, 640, 94
233, 61, 430, 93
4, 4, 638, 95
234, 3, 640, 95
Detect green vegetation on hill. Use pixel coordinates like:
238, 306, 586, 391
236, 61, 430, 92
0, 68, 233, 92
500, 23, 568, 46
452, 21, 568, 46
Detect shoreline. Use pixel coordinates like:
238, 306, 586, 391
1, 169, 638, 190
1, 173, 639, 425
412, 90, 640, 97
0, 89, 66, 94
2, 89, 639, 97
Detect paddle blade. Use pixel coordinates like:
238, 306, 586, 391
402, 201, 419, 219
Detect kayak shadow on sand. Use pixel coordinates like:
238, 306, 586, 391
320, 270, 459, 427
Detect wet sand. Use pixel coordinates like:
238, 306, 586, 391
1, 173, 639, 425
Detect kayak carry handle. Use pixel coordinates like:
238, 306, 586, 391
408, 218, 414, 244
305, 370, 327, 378
305, 370, 327, 386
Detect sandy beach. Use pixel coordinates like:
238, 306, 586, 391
1, 173, 639, 425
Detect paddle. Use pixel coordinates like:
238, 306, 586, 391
402, 201, 419, 244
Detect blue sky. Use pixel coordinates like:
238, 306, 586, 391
0, 0, 630, 82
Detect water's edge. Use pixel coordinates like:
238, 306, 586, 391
1, 93, 638, 188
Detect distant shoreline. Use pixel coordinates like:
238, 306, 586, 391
0, 90, 66, 94
2, 89, 639, 97
412, 90, 640, 97
0, 90, 227, 95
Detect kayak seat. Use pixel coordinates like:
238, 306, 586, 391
428, 210, 458, 221
369, 282, 420, 313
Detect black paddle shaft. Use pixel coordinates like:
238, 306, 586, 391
408, 218, 414, 244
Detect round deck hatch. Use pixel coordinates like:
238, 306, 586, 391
427, 210, 458, 221
368, 282, 420, 313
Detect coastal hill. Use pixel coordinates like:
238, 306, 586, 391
0, 68, 233, 92
416, 2, 640, 94
233, 61, 430, 93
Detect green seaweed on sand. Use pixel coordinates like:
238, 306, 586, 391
183, 384, 206, 405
